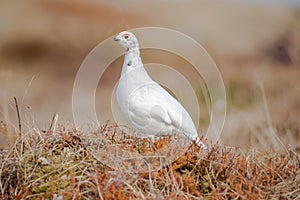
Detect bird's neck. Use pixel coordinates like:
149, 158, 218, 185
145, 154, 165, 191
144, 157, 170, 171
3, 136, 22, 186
121, 47, 143, 75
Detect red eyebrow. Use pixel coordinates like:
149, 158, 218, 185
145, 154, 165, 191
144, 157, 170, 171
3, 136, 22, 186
123, 33, 130, 37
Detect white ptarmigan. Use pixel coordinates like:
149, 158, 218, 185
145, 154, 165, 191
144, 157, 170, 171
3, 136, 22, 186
114, 31, 205, 149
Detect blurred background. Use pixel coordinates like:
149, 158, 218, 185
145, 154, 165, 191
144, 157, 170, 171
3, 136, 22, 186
0, 0, 299, 151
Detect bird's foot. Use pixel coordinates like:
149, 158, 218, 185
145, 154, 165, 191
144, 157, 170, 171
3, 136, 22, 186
194, 137, 207, 150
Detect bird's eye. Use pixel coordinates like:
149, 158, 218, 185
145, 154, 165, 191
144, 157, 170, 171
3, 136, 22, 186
124, 35, 129, 39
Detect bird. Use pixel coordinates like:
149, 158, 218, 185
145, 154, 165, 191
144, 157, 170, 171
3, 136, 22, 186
114, 31, 205, 149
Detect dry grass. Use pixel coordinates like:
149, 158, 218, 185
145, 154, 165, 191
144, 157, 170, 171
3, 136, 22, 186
0, 123, 299, 200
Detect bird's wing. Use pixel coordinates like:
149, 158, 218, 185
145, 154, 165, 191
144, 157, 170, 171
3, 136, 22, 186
128, 83, 197, 138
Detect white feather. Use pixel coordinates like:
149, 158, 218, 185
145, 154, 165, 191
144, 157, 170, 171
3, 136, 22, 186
114, 31, 205, 148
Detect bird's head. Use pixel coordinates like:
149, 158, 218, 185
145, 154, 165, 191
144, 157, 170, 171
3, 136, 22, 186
114, 31, 139, 51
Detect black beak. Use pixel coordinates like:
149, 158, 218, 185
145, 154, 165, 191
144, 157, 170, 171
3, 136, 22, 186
114, 37, 120, 41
